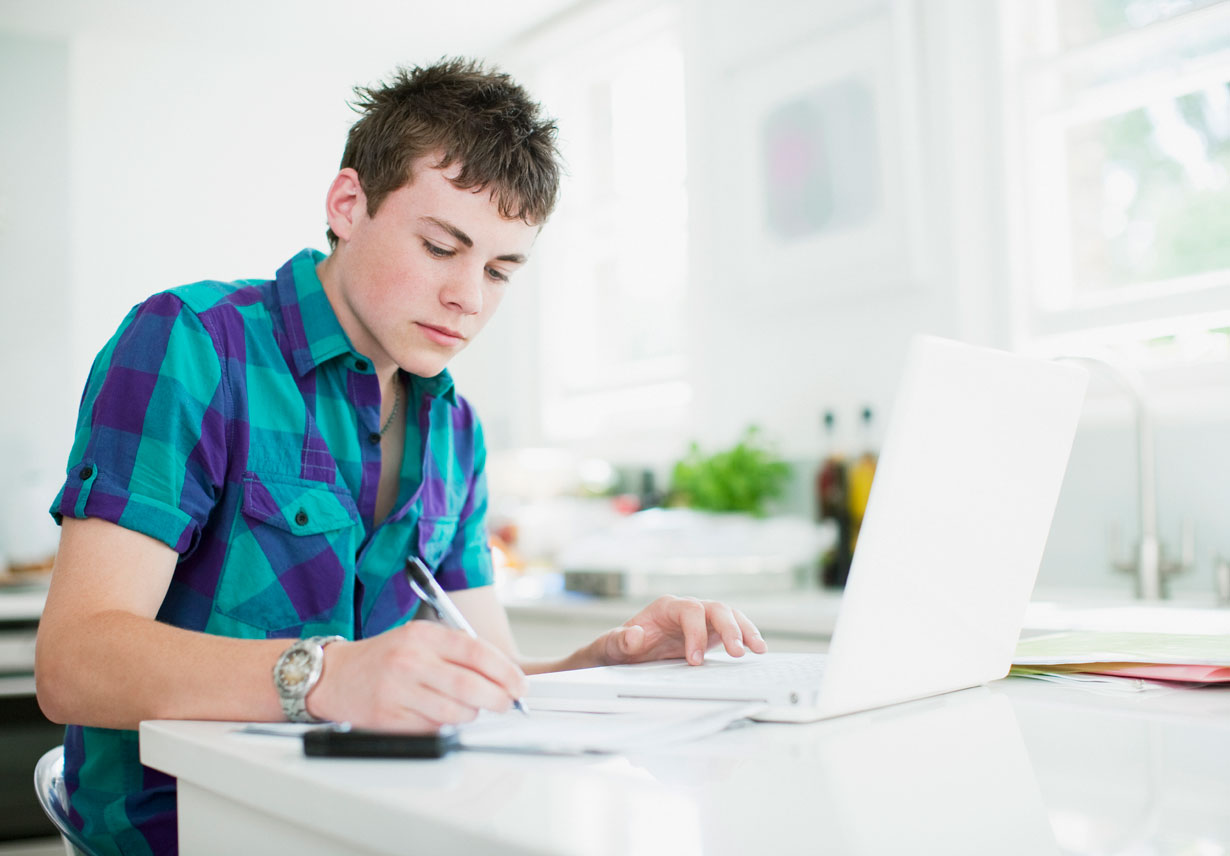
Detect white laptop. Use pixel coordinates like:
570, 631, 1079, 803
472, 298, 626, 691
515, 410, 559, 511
527, 335, 1089, 722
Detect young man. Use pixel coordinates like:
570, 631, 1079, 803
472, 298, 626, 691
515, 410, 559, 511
35, 58, 766, 854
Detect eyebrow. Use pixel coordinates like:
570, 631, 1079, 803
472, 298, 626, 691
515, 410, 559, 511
420, 216, 528, 264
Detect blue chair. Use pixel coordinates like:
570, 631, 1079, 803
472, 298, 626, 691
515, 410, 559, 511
33, 745, 97, 856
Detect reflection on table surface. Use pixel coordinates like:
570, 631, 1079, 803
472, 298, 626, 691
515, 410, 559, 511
141, 674, 1230, 855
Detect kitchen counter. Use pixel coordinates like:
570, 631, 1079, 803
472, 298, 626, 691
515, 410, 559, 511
0, 587, 46, 627
8, 578, 1228, 638
0, 584, 59, 841
502, 586, 844, 638
501, 581, 1230, 656
0, 586, 46, 687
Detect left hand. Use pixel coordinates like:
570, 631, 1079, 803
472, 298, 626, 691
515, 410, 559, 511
589, 596, 768, 667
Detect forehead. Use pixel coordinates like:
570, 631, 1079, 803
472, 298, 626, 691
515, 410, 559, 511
405, 155, 540, 228
378, 159, 536, 249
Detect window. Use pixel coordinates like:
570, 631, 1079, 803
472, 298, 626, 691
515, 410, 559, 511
522, 3, 691, 444
1004, 0, 1230, 373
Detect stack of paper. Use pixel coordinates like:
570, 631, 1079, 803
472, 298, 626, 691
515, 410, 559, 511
1012, 631, 1230, 684
457, 701, 764, 755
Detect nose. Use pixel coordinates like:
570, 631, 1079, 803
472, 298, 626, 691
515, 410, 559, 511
439, 266, 484, 315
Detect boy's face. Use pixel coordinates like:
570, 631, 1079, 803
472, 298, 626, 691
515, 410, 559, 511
324, 157, 539, 379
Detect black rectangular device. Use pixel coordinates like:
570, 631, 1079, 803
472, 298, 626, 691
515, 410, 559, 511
303, 725, 460, 759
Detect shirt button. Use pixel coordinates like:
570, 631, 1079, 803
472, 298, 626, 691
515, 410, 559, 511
368, 432, 381, 445
79, 466, 94, 480
294, 509, 309, 526
354, 359, 368, 372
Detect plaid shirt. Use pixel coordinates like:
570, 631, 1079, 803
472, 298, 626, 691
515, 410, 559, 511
50, 248, 494, 855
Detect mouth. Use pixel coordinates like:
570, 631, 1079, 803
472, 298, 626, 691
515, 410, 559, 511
417, 322, 467, 346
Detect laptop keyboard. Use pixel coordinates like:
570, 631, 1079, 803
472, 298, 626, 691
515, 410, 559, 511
643, 654, 827, 686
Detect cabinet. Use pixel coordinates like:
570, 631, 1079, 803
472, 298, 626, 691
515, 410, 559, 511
504, 590, 838, 658
0, 619, 60, 842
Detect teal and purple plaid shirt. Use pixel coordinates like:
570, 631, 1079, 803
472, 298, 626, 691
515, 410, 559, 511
50, 248, 494, 855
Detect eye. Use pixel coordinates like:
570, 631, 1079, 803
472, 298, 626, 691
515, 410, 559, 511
422, 240, 453, 259
486, 267, 510, 283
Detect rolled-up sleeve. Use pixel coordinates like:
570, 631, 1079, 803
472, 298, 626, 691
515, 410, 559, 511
51, 292, 229, 557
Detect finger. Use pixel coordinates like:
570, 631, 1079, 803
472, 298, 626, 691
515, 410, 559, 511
732, 608, 767, 653
673, 598, 708, 665
598, 623, 646, 666
703, 601, 746, 657
438, 631, 528, 699
618, 623, 646, 657
424, 657, 518, 714
404, 683, 482, 726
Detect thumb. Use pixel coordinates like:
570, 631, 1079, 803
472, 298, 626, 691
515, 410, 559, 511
617, 624, 646, 658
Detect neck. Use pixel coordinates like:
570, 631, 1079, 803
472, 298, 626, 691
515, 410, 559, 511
316, 252, 398, 381
382, 369, 402, 399
379, 371, 404, 439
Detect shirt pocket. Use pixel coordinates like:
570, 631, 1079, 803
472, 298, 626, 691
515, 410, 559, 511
217, 471, 361, 634
415, 515, 460, 569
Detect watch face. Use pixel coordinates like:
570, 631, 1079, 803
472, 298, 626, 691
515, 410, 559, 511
279, 649, 313, 691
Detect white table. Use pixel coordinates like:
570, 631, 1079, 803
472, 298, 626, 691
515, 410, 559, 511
140, 676, 1230, 855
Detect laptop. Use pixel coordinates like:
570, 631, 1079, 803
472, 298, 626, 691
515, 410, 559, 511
527, 335, 1089, 722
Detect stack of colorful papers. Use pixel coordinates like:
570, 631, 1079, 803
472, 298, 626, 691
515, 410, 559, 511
1012, 631, 1230, 684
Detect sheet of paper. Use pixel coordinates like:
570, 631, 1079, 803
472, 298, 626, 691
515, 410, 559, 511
1082, 663, 1230, 681
1009, 666, 1197, 695
456, 701, 764, 755
1013, 630, 1230, 667
1024, 662, 1230, 683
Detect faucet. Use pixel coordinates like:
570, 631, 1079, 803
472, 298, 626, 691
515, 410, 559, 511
1058, 353, 1194, 600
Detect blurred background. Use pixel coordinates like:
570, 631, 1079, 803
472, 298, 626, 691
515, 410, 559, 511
1, 0, 1229, 601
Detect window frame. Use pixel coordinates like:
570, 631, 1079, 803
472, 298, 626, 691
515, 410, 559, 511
1002, 0, 1230, 374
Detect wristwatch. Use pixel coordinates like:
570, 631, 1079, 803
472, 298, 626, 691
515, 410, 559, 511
272, 635, 345, 723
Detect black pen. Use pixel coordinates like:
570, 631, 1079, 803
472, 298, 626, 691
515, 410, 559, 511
405, 557, 530, 715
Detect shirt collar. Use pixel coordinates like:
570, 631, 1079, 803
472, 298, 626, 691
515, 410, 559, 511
275, 249, 458, 405
411, 370, 459, 405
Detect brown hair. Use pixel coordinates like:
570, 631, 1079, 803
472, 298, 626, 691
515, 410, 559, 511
326, 57, 562, 248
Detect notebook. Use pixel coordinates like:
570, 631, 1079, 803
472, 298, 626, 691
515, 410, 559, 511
527, 335, 1089, 722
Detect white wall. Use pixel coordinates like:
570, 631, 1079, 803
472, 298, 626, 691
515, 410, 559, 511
1044, 409, 1230, 597
681, 0, 1007, 458
0, 32, 75, 563
65, 34, 365, 381
481, 0, 1009, 464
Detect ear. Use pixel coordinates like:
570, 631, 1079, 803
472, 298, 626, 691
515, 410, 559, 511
325, 168, 365, 244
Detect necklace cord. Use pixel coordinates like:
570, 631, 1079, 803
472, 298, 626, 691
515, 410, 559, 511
379, 380, 402, 437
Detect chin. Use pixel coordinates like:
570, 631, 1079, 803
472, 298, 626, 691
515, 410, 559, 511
400, 357, 450, 378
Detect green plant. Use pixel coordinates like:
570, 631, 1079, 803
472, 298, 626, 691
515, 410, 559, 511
669, 426, 790, 516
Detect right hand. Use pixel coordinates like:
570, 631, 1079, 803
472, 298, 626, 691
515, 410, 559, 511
305, 621, 527, 731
